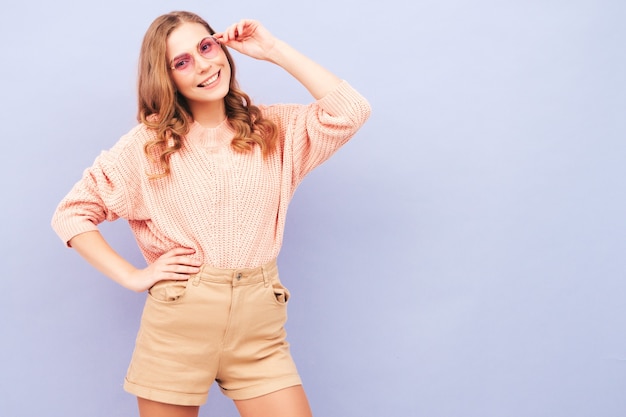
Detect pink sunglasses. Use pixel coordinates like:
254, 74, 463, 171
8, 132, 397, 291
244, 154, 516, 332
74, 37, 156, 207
169, 36, 221, 72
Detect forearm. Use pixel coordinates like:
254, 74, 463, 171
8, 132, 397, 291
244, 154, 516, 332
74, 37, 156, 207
267, 39, 342, 100
69, 230, 139, 291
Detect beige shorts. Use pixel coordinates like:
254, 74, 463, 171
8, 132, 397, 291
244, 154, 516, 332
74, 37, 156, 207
123, 260, 301, 406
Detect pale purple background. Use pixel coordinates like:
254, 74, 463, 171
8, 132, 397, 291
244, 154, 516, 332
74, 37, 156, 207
2, 0, 626, 416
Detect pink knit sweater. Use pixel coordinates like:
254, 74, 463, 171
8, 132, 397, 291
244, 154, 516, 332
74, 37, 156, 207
52, 81, 371, 269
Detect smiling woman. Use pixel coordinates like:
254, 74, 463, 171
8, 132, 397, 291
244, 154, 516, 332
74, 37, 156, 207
165, 22, 232, 126
50, 9, 370, 417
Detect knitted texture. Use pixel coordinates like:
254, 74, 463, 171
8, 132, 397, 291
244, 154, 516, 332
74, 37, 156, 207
51, 81, 371, 269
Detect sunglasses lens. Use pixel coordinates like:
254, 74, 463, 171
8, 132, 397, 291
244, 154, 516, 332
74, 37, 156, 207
172, 54, 194, 71
199, 37, 219, 59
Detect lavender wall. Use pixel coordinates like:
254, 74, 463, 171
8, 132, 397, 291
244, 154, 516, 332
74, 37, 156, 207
2, 1, 625, 416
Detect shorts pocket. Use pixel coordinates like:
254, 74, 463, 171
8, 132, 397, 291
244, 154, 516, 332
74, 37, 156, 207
148, 279, 189, 303
269, 279, 290, 306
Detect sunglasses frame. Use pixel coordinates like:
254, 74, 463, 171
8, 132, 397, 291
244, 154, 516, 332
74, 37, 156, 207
169, 36, 222, 72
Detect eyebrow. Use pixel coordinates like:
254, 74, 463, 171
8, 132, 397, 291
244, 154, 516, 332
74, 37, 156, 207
170, 52, 192, 64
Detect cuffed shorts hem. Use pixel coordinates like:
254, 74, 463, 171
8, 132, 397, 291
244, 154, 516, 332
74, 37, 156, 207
123, 378, 208, 406
220, 375, 303, 400
123, 375, 303, 405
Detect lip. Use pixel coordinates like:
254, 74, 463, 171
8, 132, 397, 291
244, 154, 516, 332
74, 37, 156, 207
197, 70, 221, 88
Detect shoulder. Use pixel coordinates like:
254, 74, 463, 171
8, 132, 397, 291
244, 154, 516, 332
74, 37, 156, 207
120, 123, 157, 145
96, 123, 156, 169
108, 123, 156, 153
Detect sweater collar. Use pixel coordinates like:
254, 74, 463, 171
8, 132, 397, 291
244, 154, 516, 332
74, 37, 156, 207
187, 119, 234, 149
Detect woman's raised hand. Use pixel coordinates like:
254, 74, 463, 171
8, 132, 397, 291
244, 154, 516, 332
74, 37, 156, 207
214, 19, 278, 61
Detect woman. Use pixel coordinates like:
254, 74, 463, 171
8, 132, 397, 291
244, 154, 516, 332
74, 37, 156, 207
52, 10, 370, 417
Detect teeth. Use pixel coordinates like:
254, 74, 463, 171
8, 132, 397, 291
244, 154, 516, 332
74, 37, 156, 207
200, 72, 219, 87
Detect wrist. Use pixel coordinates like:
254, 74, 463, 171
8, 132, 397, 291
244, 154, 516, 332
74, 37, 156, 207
116, 265, 142, 292
265, 39, 292, 66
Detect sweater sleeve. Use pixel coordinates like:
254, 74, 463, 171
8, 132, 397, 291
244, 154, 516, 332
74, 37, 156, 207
269, 80, 371, 187
51, 131, 143, 246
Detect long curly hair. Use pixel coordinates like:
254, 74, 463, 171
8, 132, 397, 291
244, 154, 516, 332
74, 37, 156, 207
137, 11, 277, 178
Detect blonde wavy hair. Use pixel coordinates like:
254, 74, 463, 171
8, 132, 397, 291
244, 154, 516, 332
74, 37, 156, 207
137, 11, 277, 178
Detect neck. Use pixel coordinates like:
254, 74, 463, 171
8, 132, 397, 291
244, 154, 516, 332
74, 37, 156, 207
189, 100, 227, 128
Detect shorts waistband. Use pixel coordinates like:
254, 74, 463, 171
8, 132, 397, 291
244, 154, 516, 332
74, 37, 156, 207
191, 259, 277, 287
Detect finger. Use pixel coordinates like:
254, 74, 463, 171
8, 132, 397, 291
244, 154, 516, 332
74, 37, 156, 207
236, 20, 247, 39
244, 20, 260, 38
164, 263, 201, 275
172, 255, 203, 267
163, 247, 196, 257
156, 272, 192, 282
217, 26, 231, 42
152, 265, 200, 283
227, 23, 239, 40
216, 30, 226, 42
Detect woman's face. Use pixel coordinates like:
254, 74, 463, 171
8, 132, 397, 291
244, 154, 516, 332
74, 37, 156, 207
166, 22, 231, 116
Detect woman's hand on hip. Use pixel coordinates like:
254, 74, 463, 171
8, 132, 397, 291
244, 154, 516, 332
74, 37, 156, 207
128, 247, 202, 293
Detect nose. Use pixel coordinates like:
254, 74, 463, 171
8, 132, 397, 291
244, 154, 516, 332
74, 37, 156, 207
196, 52, 212, 73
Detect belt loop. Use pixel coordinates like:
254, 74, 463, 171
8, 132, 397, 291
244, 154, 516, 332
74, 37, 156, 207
262, 263, 270, 288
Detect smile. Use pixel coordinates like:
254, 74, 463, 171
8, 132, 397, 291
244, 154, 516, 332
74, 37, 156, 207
198, 71, 220, 88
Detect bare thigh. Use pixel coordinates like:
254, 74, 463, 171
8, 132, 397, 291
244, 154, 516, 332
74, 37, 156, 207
234, 385, 313, 417
137, 397, 199, 417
